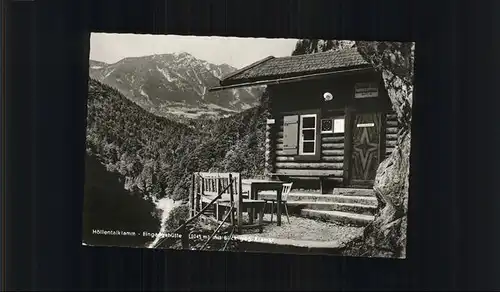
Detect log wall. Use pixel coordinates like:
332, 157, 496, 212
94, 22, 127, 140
265, 112, 399, 184
263, 73, 396, 186
268, 117, 345, 183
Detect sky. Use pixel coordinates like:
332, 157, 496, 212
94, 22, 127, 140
89, 33, 299, 69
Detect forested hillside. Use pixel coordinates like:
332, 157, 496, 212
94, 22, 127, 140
85, 78, 266, 212
82, 153, 161, 247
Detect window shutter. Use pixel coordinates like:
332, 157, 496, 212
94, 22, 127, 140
282, 115, 299, 155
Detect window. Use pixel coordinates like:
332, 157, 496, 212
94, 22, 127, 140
299, 114, 317, 155
282, 112, 320, 159
321, 119, 333, 134
333, 117, 345, 134
321, 117, 345, 134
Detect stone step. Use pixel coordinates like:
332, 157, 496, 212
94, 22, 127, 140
328, 195, 378, 206
287, 201, 377, 215
281, 193, 378, 206
332, 188, 375, 197
300, 209, 374, 227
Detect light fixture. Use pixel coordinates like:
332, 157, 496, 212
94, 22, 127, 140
323, 92, 333, 101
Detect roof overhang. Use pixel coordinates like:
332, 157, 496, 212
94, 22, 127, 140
208, 65, 374, 92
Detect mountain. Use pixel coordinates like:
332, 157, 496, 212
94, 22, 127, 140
89, 53, 265, 121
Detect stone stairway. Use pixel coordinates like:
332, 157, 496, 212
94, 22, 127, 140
261, 188, 378, 227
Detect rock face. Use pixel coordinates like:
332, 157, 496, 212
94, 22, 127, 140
355, 41, 414, 258
289, 39, 414, 257
291, 39, 356, 56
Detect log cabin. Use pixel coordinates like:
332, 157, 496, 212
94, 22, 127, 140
209, 48, 398, 194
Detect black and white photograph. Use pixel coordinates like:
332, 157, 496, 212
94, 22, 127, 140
82, 33, 414, 259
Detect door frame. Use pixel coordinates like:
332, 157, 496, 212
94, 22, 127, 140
343, 110, 386, 188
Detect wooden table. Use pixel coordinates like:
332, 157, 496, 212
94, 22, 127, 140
242, 179, 284, 226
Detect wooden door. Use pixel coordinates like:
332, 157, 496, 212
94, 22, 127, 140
350, 113, 382, 186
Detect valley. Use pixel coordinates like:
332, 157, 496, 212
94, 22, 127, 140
83, 77, 266, 247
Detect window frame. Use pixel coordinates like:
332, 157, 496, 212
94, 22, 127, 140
321, 116, 346, 135
333, 116, 346, 134
279, 109, 322, 162
320, 118, 334, 134
298, 114, 318, 156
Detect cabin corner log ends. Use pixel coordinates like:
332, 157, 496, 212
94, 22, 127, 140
265, 121, 278, 175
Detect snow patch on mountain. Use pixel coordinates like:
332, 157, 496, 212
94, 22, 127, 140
103, 68, 115, 79
156, 65, 175, 82
139, 86, 149, 98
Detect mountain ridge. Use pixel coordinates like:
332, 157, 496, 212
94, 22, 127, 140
89, 52, 265, 121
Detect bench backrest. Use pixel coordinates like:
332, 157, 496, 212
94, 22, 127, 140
195, 172, 242, 202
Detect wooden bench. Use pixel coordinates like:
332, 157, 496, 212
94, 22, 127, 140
269, 173, 338, 194
190, 172, 267, 234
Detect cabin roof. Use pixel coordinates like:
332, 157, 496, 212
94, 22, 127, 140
211, 48, 371, 91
